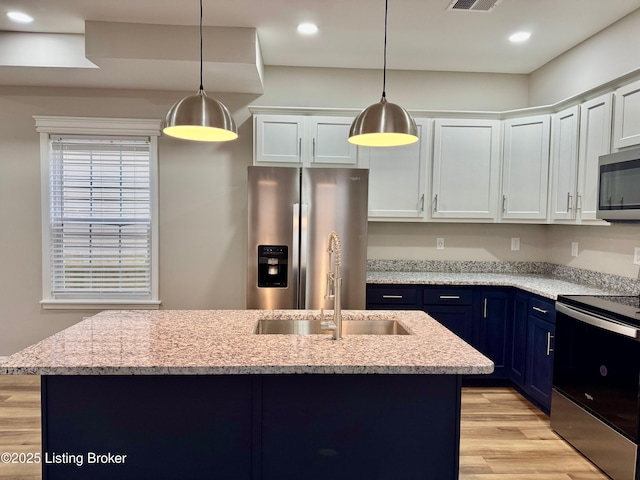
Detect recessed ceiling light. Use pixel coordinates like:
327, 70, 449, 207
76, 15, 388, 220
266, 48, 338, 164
509, 31, 531, 43
297, 23, 318, 35
7, 11, 34, 24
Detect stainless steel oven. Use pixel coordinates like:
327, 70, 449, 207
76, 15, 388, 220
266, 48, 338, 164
552, 295, 640, 480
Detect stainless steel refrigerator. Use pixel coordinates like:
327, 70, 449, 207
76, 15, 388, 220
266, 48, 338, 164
247, 166, 368, 310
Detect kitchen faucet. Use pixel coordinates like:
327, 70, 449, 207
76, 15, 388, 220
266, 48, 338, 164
322, 231, 342, 340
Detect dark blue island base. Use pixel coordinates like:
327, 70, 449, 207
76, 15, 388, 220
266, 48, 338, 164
42, 374, 462, 480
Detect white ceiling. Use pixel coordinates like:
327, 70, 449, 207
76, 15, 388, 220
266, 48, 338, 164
1, 0, 640, 92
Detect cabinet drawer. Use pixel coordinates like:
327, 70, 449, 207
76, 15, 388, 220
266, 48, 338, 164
367, 287, 419, 306
529, 297, 555, 322
424, 288, 473, 305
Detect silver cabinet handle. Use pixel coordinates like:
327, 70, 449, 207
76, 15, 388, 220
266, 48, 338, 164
546, 331, 554, 356
382, 295, 403, 299
483, 298, 488, 319
576, 193, 583, 211
567, 192, 573, 212
312, 137, 316, 161
532, 306, 548, 315
433, 194, 438, 213
439, 295, 460, 300
502, 194, 507, 213
419, 194, 425, 212
298, 137, 302, 160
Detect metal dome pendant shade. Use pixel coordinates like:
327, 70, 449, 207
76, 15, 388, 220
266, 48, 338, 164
349, 0, 418, 147
163, 0, 238, 142
164, 89, 237, 142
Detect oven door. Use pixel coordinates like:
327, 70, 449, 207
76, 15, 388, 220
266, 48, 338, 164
554, 302, 640, 442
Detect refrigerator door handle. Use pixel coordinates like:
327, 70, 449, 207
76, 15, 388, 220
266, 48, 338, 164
298, 203, 309, 309
292, 203, 301, 309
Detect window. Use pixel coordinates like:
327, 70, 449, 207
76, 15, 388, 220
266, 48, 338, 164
35, 116, 162, 309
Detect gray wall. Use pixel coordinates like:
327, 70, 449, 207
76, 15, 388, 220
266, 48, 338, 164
529, 8, 640, 105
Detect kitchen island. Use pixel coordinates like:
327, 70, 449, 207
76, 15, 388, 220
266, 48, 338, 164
0, 309, 493, 480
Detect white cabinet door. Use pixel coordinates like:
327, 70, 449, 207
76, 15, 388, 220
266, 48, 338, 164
308, 117, 357, 165
577, 93, 613, 221
431, 118, 501, 220
501, 115, 551, 221
254, 115, 356, 167
613, 79, 640, 150
360, 119, 429, 220
254, 115, 305, 164
549, 106, 580, 221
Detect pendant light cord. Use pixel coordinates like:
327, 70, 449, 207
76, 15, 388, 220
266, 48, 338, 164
199, 0, 204, 92
382, 0, 388, 99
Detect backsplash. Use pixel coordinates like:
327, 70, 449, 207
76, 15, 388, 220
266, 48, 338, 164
367, 260, 640, 295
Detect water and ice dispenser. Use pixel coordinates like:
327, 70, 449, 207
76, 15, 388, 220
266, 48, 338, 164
257, 245, 288, 288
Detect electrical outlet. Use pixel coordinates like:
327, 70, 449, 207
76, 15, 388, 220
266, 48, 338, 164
436, 237, 444, 250
511, 237, 520, 251
634, 247, 640, 266
571, 242, 579, 257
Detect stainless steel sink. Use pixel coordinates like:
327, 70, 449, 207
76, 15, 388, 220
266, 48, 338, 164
254, 318, 410, 335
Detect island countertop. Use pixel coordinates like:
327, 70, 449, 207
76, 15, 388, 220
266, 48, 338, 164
0, 309, 493, 376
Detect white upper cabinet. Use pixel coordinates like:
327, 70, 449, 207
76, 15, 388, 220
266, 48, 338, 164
613, 79, 640, 150
359, 118, 429, 221
549, 106, 580, 221
254, 114, 356, 167
307, 117, 357, 165
254, 115, 305, 164
431, 118, 501, 221
501, 115, 551, 221
576, 93, 613, 221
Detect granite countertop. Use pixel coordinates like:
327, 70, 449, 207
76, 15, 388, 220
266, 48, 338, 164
367, 271, 618, 299
0, 309, 494, 376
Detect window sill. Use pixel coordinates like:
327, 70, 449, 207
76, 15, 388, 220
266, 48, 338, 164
40, 300, 162, 310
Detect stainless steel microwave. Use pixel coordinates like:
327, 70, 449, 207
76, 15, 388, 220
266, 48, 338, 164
597, 147, 640, 221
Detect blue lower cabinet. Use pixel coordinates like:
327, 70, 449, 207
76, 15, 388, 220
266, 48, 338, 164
365, 284, 557, 413
476, 290, 510, 379
509, 292, 529, 386
423, 287, 474, 344
524, 315, 556, 410
424, 305, 474, 343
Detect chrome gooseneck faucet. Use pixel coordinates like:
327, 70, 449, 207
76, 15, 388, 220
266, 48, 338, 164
322, 231, 342, 340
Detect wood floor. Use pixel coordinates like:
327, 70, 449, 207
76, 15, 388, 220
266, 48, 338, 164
0, 376, 609, 479
0, 375, 41, 480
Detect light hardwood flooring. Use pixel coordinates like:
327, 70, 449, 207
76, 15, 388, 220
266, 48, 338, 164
460, 387, 608, 480
0, 376, 609, 479
0, 375, 41, 480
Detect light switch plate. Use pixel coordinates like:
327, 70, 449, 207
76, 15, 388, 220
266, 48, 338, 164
634, 247, 640, 265
571, 242, 579, 257
511, 237, 520, 251
436, 237, 444, 250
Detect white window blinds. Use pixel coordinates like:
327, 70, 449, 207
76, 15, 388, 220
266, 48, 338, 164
48, 136, 152, 298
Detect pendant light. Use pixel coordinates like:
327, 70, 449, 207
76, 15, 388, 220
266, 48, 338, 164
163, 0, 238, 142
349, 0, 418, 147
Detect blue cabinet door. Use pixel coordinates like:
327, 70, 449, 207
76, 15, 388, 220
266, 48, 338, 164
509, 292, 528, 386
477, 290, 510, 379
425, 305, 474, 343
525, 315, 556, 409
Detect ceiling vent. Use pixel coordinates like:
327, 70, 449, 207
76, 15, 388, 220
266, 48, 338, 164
447, 0, 503, 12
